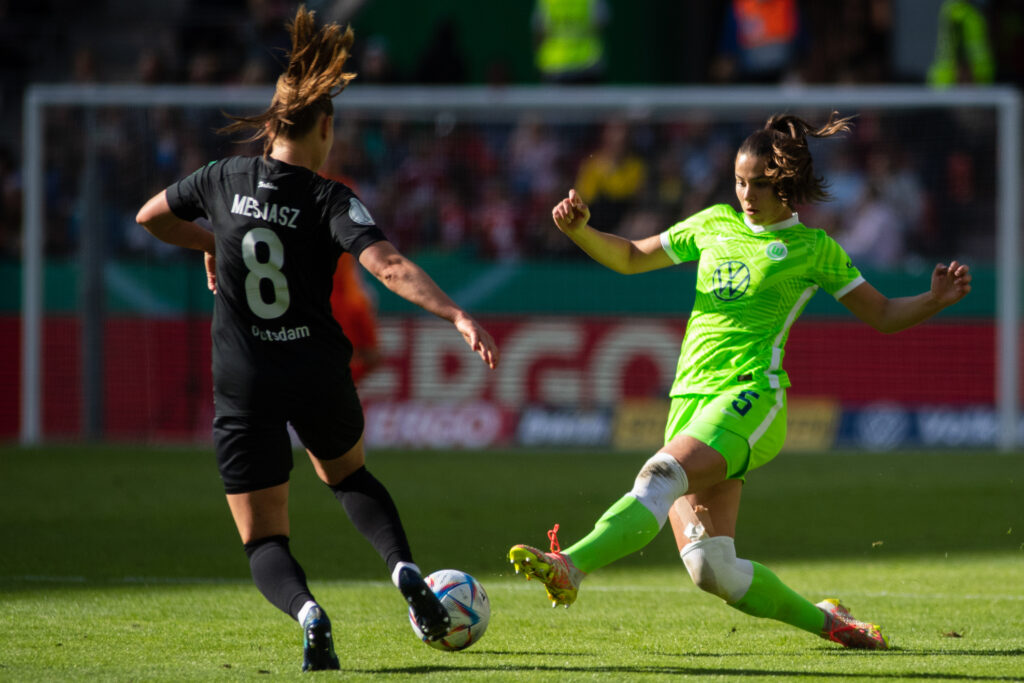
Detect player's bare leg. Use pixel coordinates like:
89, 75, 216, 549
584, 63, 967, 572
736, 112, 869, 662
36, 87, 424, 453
670, 487, 887, 649
227, 482, 291, 544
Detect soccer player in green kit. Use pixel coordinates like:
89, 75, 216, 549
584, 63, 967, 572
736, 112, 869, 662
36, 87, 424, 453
509, 112, 972, 649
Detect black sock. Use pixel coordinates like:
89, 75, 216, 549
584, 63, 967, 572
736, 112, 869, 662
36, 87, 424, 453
243, 535, 314, 621
329, 466, 413, 574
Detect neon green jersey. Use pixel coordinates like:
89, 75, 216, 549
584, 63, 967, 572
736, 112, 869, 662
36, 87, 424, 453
660, 204, 864, 395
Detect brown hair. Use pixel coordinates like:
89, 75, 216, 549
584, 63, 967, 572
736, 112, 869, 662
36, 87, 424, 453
219, 5, 356, 156
737, 111, 855, 206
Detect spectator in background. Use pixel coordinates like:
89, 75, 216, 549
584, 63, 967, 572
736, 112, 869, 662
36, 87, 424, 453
243, 0, 293, 76
136, 47, 173, 84
575, 119, 647, 234
414, 17, 468, 84
356, 36, 401, 84
928, 0, 995, 86
71, 47, 100, 83
186, 50, 223, 84
834, 182, 906, 268
801, 1, 891, 83
508, 116, 569, 253
674, 119, 736, 217
508, 115, 563, 200
385, 130, 445, 249
711, 0, 807, 84
478, 177, 522, 261
177, 0, 247, 82
990, 0, 1024, 89
823, 147, 868, 215
865, 148, 925, 243
532, 0, 609, 84
0, 146, 21, 257
799, 145, 867, 238
435, 184, 470, 253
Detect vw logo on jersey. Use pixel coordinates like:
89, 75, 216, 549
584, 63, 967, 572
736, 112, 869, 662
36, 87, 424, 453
711, 261, 750, 301
766, 241, 788, 261
348, 197, 375, 225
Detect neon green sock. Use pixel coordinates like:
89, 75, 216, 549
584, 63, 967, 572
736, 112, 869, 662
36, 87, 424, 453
729, 561, 827, 635
563, 495, 660, 574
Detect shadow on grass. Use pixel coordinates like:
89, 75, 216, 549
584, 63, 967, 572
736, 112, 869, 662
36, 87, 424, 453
351, 644, 1024, 680
354, 663, 1023, 680
828, 647, 1024, 658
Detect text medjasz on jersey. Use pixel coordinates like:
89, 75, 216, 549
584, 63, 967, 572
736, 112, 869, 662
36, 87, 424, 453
231, 194, 301, 228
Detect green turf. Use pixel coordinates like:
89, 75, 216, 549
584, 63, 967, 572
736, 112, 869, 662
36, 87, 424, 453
1, 445, 1022, 681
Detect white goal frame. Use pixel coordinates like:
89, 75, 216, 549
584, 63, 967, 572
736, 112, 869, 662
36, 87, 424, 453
20, 84, 1022, 448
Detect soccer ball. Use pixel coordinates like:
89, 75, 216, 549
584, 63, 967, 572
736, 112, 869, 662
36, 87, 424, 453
409, 569, 490, 651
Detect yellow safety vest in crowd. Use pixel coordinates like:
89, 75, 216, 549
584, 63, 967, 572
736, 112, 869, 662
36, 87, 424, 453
928, 0, 995, 86
535, 0, 604, 75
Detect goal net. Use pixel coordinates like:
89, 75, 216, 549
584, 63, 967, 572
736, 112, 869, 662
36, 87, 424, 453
14, 84, 1022, 450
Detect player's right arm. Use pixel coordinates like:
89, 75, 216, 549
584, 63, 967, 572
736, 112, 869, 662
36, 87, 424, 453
552, 189, 673, 274
136, 189, 215, 254
358, 240, 499, 369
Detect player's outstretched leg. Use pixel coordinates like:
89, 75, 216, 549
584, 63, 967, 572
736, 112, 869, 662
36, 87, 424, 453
817, 599, 890, 650
394, 562, 451, 640
676, 508, 837, 642
300, 604, 340, 672
510, 453, 688, 607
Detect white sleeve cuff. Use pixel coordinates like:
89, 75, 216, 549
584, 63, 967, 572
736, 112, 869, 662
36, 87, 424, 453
660, 232, 682, 264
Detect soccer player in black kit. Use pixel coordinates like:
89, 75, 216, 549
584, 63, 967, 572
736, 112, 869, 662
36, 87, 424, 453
136, 6, 499, 672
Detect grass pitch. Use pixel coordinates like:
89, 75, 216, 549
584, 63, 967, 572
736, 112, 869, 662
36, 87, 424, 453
1, 445, 1022, 681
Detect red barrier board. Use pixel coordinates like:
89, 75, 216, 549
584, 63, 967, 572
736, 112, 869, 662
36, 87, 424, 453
0, 316, 999, 441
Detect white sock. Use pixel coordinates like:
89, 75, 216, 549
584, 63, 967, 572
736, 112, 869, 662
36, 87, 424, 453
391, 561, 421, 588
296, 600, 318, 625
629, 452, 689, 528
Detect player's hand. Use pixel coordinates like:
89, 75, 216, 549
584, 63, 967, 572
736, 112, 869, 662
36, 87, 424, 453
454, 312, 499, 369
552, 189, 590, 234
204, 251, 217, 294
930, 260, 971, 307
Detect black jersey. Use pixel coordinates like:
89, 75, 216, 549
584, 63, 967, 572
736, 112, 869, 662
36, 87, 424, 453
166, 155, 387, 417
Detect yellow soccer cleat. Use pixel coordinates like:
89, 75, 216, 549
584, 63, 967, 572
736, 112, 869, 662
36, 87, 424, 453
509, 525, 585, 608
817, 599, 890, 650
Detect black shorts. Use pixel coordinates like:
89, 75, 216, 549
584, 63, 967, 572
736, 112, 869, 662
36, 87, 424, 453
213, 385, 365, 494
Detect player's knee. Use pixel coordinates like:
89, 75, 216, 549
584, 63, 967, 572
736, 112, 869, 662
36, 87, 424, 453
629, 452, 689, 527
680, 536, 753, 603
243, 534, 290, 558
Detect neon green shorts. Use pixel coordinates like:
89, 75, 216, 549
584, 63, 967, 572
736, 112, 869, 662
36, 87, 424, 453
664, 389, 787, 480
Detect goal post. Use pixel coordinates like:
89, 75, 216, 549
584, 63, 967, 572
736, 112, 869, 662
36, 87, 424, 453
19, 84, 1022, 448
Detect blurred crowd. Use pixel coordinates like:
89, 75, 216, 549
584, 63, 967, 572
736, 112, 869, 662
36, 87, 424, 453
9, 105, 997, 270
0, 0, 1019, 266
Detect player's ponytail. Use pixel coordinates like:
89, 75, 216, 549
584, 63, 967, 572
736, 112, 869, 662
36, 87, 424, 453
738, 111, 855, 206
219, 5, 356, 157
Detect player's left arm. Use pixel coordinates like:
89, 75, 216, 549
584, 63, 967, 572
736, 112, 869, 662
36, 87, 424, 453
136, 190, 215, 254
839, 261, 972, 334
359, 240, 499, 369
